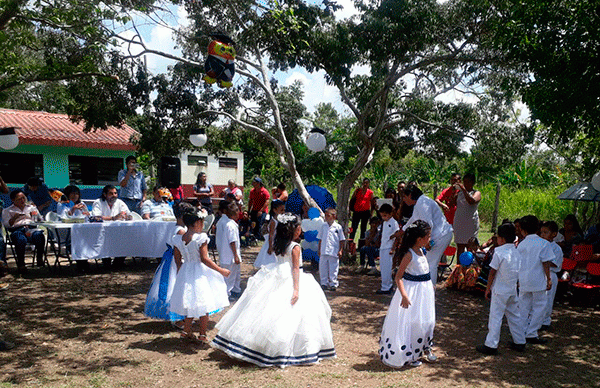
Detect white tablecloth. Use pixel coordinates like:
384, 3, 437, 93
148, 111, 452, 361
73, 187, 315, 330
71, 221, 178, 261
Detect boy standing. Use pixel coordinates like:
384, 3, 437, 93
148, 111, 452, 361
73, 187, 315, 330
318, 208, 345, 291
517, 215, 553, 344
476, 223, 526, 355
376, 204, 399, 294
216, 201, 242, 299
539, 221, 563, 331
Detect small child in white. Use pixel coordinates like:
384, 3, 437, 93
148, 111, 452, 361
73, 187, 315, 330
539, 220, 563, 331
476, 222, 526, 355
318, 208, 345, 291
216, 201, 242, 299
516, 215, 553, 344
376, 203, 399, 294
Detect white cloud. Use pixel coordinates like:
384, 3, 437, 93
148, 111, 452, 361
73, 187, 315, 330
283, 70, 348, 114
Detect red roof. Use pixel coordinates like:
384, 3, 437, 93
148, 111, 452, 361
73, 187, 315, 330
0, 108, 138, 150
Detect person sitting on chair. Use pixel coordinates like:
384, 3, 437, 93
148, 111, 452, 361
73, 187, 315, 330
23, 177, 56, 217
142, 186, 175, 220
57, 185, 89, 219
1, 189, 45, 274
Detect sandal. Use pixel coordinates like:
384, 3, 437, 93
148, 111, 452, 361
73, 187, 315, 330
197, 334, 209, 344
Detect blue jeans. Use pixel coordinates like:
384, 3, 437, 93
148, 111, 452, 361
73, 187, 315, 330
359, 246, 379, 267
9, 228, 45, 268
122, 198, 142, 215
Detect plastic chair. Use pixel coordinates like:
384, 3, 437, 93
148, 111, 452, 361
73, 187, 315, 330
45, 211, 61, 222
203, 214, 215, 234
130, 212, 143, 221
438, 245, 456, 282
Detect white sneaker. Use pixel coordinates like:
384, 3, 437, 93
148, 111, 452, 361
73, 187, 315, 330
424, 352, 437, 363
410, 360, 422, 367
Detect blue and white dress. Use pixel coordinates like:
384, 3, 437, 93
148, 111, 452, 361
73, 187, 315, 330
169, 233, 230, 318
144, 226, 186, 321
212, 242, 336, 367
379, 248, 435, 367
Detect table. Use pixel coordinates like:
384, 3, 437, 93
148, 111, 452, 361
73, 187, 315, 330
55, 221, 179, 261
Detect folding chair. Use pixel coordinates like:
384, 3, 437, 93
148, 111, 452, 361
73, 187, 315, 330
569, 260, 600, 307
570, 244, 593, 262
5, 226, 49, 270
438, 245, 456, 282
556, 257, 576, 300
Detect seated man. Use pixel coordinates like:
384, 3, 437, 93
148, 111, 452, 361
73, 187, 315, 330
141, 186, 175, 220
1, 189, 45, 274
23, 177, 56, 217
91, 185, 131, 269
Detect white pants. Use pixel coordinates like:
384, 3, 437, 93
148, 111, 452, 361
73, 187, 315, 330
543, 272, 559, 326
426, 231, 453, 285
222, 263, 241, 295
485, 292, 525, 348
319, 254, 339, 288
520, 289, 548, 339
380, 248, 394, 291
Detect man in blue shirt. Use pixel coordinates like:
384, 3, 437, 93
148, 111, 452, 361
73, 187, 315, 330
23, 177, 55, 217
118, 156, 147, 215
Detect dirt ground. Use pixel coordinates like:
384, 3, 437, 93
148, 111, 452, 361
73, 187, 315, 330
1, 245, 599, 388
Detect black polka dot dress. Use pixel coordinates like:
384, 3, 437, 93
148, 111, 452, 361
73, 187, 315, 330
379, 248, 435, 367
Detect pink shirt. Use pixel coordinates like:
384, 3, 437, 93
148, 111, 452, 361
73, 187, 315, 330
2, 204, 42, 228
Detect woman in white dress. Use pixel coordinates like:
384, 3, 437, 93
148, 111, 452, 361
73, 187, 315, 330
254, 200, 285, 268
211, 213, 336, 367
144, 202, 195, 323
170, 209, 231, 342
379, 220, 436, 368
453, 173, 481, 257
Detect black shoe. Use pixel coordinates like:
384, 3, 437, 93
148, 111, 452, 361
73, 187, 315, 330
476, 344, 498, 355
329, 286, 337, 292
375, 288, 392, 295
321, 285, 328, 291
539, 325, 550, 332
526, 337, 548, 345
508, 341, 526, 352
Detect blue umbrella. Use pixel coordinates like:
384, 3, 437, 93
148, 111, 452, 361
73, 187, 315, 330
286, 185, 336, 214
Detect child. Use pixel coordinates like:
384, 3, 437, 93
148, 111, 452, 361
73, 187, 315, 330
216, 201, 242, 299
476, 222, 526, 355
144, 202, 195, 324
238, 211, 253, 247
379, 220, 436, 368
539, 220, 563, 331
446, 238, 482, 291
377, 203, 399, 294
516, 215, 553, 344
170, 209, 231, 342
317, 208, 345, 291
254, 200, 286, 268
211, 213, 336, 367
357, 217, 381, 275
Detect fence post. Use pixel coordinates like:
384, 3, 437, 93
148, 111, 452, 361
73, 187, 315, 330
491, 182, 501, 232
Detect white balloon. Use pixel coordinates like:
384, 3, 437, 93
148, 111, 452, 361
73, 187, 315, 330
305, 132, 326, 152
301, 219, 313, 232
592, 172, 600, 191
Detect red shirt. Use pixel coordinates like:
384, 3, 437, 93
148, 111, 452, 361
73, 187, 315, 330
437, 186, 457, 224
353, 188, 373, 212
169, 186, 184, 200
248, 186, 270, 213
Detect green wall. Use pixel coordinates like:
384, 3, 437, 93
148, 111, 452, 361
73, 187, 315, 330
1, 144, 131, 188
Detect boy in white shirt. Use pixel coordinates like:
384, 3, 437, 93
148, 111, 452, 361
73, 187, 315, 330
376, 204, 399, 294
516, 215, 553, 344
216, 201, 241, 299
539, 220, 563, 331
476, 222, 526, 355
318, 208, 345, 291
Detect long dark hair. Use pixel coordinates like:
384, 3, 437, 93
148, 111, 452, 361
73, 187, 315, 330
273, 213, 300, 256
398, 220, 431, 259
269, 200, 285, 218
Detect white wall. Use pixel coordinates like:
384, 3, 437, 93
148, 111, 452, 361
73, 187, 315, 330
180, 151, 244, 186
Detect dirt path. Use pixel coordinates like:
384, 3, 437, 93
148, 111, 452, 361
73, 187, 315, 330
1, 248, 599, 388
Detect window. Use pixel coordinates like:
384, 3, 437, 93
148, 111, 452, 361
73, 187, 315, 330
219, 157, 238, 168
0, 152, 43, 184
69, 156, 122, 185
187, 155, 208, 166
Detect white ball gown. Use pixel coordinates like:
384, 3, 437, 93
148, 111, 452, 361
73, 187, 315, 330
144, 226, 185, 321
169, 233, 230, 318
253, 220, 278, 268
379, 248, 435, 367
211, 242, 336, 367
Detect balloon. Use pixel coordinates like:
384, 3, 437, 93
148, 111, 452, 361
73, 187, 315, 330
302, 249, 319, 263
459, 251, 474, 266
203, 35, 236, 88
304, 230, 319, 242
301, 219, 313, 232
308, 207, 321, 220
301, 240, 319, 252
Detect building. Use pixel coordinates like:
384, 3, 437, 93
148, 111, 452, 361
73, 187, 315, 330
179, 150, 244, 197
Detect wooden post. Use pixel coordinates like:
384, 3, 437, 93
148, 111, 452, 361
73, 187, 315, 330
491, 182, 501, 232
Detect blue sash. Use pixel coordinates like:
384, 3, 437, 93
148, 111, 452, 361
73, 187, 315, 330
403, 272, 431, 282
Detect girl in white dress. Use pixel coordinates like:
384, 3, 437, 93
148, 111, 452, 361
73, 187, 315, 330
170, 209, 231, 342
211, 213, 336, 367
144, 202, 195, 324
379, 220, 436, 368
254, 200, 285, 268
